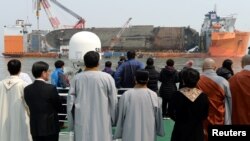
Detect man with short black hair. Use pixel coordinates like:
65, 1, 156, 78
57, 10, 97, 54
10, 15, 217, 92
24, 61, 62, 141
103, 61, 115, 77
114, 69, 164, 141
69, 51, 118, 141
114, 50, 144, 88
51, 60, 69, 88
0, 59, 32, 141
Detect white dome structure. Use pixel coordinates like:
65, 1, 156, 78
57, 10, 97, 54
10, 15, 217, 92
69, 31, 101, 62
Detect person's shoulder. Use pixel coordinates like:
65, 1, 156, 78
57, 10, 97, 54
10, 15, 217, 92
199, 92, 210, 100
102, 71, 115, 77
149, 89, 159, 99
47, 82, 57, 87
122, 88, 133, 95
19, 72, 29, 77
24, 82, 33, 89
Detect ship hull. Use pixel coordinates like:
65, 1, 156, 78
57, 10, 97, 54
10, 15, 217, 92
2, 52, 58, 58
209, 32, 250, 57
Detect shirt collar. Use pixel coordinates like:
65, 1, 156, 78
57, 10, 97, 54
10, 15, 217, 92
243, 65, 250, 71
35, 78, 46, 82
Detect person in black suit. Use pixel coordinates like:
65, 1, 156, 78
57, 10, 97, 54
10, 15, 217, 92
24, 61, 62, 141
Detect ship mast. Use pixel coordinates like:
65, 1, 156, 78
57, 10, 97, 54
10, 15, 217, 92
214, 4, 217, 13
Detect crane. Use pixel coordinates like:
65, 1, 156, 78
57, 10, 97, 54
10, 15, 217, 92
50, 0, 85, 28
109, 17, 132, 49
35, 0, 85, 30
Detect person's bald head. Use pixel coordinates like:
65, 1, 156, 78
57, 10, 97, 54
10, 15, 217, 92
202, 58, 216, 71
241, 55, 250, 68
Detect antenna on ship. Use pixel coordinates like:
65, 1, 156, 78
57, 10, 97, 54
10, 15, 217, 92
214, 4, 217, 13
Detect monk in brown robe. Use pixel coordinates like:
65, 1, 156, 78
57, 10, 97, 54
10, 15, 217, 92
197, 58, 232, 141
229, 55, 250, 124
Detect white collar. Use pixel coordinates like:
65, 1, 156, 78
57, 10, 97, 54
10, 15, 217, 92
243, 65, 250, 71
35, 78, 46, 82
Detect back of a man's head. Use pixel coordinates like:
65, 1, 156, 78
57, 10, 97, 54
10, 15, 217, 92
84, 51, 100, 68
202, 58, 216, 71
127, 50, 136, 60
8, 59, 21, 75
166, 59, 174, 66
146, 58, 154, 66
54, 60, 64, 68
136, 69, 149, 85
105, 61, 112, 68
241, 55, 250, 68
182, 68, 200, 88
32, 61, 49, 78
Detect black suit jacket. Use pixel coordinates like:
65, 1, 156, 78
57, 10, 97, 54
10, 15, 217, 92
24, 80, 62, 137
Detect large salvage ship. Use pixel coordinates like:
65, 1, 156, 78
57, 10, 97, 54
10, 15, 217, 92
200, 11, 250, 57
3, 20, 58, 58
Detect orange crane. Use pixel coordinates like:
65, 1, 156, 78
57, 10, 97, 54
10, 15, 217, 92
109, 17, 132, 49
35, 0, 85, 29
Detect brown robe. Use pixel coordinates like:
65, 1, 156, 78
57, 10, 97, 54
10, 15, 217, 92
197, 75, 225, 141
229, 70, 250, 124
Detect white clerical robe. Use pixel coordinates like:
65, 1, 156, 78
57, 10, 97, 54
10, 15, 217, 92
69, 71, 118, 141
0, 76, 32, 141
114, 88, 165, 141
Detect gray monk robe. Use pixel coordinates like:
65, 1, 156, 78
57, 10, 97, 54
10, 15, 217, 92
68, 71, 118, 141
114, 88, 165, 141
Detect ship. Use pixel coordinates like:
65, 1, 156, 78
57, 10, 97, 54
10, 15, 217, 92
3, 10, 250, 58
200, 11, 250, 57
3, 20, 58, 58
45, 11, 250, 58
45, 25, 200, 58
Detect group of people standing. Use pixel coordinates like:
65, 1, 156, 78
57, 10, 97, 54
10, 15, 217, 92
101, 49, 250, 141
0, 60, 63, 141
0, 32, 250, 141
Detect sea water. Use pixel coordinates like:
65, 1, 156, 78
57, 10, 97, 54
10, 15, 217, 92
0, 56, 243, 81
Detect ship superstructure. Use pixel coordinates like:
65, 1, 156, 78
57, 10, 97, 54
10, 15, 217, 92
200, 11, 250, 57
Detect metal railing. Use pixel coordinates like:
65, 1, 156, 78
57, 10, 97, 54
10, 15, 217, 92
57, 87, 129, 141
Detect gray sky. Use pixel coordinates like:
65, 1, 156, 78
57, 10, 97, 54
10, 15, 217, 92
1, 0, 250, 52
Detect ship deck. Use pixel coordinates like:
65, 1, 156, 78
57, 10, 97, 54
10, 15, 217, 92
57, 88, 174, 141
58, 119, 174, 141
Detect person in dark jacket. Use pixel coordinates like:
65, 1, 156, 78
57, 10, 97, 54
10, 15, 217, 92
114, 50, 144, 88
159, 59, 179, 117
145, 57, 160, 93
24, 61, 62, 141
216, 59, 234, 80
102, 61, 115, 77
169, 68, 209, 141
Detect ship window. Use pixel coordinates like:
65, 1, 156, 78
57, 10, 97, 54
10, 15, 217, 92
20, 31, 23, 33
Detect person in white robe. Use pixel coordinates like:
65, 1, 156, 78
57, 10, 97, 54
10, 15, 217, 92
68, 51, 118, 141
114, 69, 165, 141
0, 59, 32, 141
19, 72, 33, 85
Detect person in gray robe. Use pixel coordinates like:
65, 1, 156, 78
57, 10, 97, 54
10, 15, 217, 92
68, 51, 118, 141
114, 69, 165, 141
